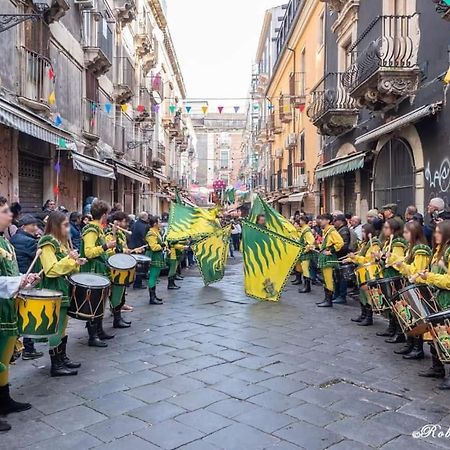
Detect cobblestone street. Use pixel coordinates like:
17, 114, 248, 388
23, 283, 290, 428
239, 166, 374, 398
4, 256, 450, 450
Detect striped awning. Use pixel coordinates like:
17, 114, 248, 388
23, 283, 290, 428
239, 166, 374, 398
0, 99, 75, 147
72, 152, 115, 179
316, 152, 365, 180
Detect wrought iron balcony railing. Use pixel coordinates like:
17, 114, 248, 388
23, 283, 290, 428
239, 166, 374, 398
307, 72, 358, 135
342, 14, 420, 110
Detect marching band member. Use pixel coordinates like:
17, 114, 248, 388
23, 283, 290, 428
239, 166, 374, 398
417, 221, 450, 389
387, 220, 431, 359
295, 216, 315, 294
146, 217, 165, 305
80, 200, 116, 347
105, 212, 132, 329
316, 214, 344, 308
346, 223, 381, 326
375, 218, 408, 342
167, 240, 186, 290
37, 211, 86, 376
291, 219, 303, 286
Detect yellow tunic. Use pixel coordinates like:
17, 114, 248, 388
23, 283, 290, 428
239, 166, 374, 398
351, 242, 381, 265
40, 243, 78, 277
83, 220, 105, 260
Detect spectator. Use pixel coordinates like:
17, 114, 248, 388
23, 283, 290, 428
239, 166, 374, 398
10, 214, 43, 361
333, 214, 351, 304
367, 209, 383, 235
69, 212, 82, 251
350, 216, 363, 241
83, 196, 97, 215
405, 205, 418, 222
381, 203, 404, 230
42, 199, 57, 213
427, 197, 450, 230
10, 202, 21, 226
231, 220, 241, 251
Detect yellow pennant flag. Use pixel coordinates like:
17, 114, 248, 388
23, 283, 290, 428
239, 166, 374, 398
444, 67, 450, 84
242, 220, 302, 302
201, 105, 208, 114
121, 103, 129, 113
48, 91, 56, 105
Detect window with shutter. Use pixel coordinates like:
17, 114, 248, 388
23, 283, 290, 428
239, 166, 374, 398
24, 16, 50, 57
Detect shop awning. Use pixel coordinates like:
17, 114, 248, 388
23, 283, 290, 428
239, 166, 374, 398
277, 196, 290, 204
316, 152, 365, 180
116, 162, 150, 184
152, 170, 167, 182
288, 192, 307, 203
0, 99, 75, 148
72, 152, 115, 179
355, 102, 442, 146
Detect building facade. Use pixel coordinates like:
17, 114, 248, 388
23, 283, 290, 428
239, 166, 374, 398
0, 0, 194, 214
312, 0, 450, 217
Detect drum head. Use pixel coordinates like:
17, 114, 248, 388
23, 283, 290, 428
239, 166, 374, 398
133, 255, 151, 263
108, 254, 137, 270
69, 273, 111, 288
18, 288, 63, 298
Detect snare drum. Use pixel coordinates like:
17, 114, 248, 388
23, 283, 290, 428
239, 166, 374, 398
392, 284, 439, 336
426, 310, 450, 364
339, 263, 356, 282
366, 277, 408, 314
355, 263, 383, 287
67, 273, 110, 320
132, 254, 151, 276
107, 254, 137, 286
16, 288, 62, 338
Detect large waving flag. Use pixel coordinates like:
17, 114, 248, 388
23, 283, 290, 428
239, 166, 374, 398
249, 195, 296, 236
192, 226, 231, 285
242, 220, 302, 302
167, 203, 220, 242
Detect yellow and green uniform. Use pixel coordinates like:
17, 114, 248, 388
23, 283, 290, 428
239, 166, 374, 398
146, 227, 165, 289
317, 225, 344, 292
295, 225, 315, 279
389, 244, 431, 279
0, 237, 20, 387
422, 246, 450, 310
36, 236, 79, 348
80, 220, 108, 276
168, 242, 186, 277
381, 237, 408, 279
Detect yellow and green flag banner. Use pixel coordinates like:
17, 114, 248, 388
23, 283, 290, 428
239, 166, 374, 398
242, 220, 302, 302
248, 195, 296, 236
167, 202, 220, 242
192, 226, 231, 285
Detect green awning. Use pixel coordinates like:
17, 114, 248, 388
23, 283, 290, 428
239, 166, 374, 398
316, 153, 365, 180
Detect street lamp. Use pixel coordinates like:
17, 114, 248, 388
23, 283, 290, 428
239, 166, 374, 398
0, 0, 51, 33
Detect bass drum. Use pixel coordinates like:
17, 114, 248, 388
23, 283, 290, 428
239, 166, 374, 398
133, 254, 151, 277
108, 253, 137, 286
367, 277, 408, 314
67, 273, 111, 320
426, 310, 450, 364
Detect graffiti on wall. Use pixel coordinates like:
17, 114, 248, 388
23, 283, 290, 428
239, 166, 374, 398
425, 158, 450, 204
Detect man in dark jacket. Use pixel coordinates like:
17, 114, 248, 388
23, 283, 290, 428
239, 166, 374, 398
333, 214, 350, 304
130, 212, 150, 289
10, 215, 43, 361
69, 212, 82, 251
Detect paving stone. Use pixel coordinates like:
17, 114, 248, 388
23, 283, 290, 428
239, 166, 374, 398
329, 398, 387, 418
88, 392, 147, 417
286, 403, 342, 426
128, 400, 186, 423
327, 439, 374, 450
203, 423, 279, 449
381, 435, 443, 450
248, 391, 304, 412
85, 414, 146, 442
136, 419, 204, 449
178, 441, 220, 450
152, 374, 206, 394
91, 435, 161, 450
73, 379, 129, 401
127, 384, 176, 404
371, 410, 428, 434
291, 386, 343, 407
113, 369, 167, 389
153, 362, 196, 376
175, 409, 233, 434
31, 392, 85, 415
25, 430, 102, 449
168, 387, 229, 411
212, 378, 267, 400
206, 398, 259, 418
257, 376, 308, 395
41, 405, 107, 433
0, 420, 61, 448
235, 405, 296, 433
273, 421, 342, 450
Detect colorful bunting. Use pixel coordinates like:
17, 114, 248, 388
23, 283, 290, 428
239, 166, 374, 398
298, 104, 305, 113
48, 68, 55, 80
54, 114, 62, 126
152, 104, 160, 113
185, 106, 192, 113
268, 104, 273, 111
253, 104, 259, 111
121, 103, 128, 113
233, 106, 240, 113
201, 105, 208, 114
53, 185, 60, 195
137, 104, 145, 113
218, 106, 224, 114
57, 138, 67, 149
104, 102, 112, 114
54, 161, 61, 175
48, 91, 56, 105
169, 105, 177, 114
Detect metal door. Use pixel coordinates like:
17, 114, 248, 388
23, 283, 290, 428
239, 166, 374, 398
19, 155, 44, 213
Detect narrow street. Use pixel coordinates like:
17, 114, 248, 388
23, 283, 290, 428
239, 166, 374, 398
5, 256, 450, 450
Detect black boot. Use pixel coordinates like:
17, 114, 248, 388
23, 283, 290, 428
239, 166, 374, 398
358, 307, 373, 326
376, 314, 396, 337
153, 287, 163, 302
96, 318, 115, 340
149, 288, 163, 305
351, 303, 367, 323
438, 374, 450, 390
0, 385, 31, 415
86, 321, 107, 348
298, 278, 311, 293
60, 336, 81, 369
317, 289, 333, 308
168, 277, 181, 290
419, 355, 445, 378
403, 337, 424, 360
385, 320, 406, 344
0, 418, 11, 432
49, 348, 77, 377
394, 336, 414, 355
113, 309, 131, 329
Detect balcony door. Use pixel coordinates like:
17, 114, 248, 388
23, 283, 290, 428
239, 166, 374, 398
373, 138, 414, 214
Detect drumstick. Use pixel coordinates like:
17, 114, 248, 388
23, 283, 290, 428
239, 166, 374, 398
387, 235, 394, 254
117, 226, 132, 236
23, 249, 42, 279
369, 233, 373, 249
130, 245, 148, 254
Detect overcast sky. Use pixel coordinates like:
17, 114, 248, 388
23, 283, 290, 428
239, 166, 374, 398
166, 0, 284, 112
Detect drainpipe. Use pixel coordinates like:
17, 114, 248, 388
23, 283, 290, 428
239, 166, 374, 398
286, 46, 296, 174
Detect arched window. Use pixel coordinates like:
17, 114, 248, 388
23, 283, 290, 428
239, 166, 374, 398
374, 138, 415, 213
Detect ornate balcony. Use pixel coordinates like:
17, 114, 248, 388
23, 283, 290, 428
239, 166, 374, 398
278, 95, 292, 123
342, 14, 420, 111
307, 72, 358, 136
135, 12, 154, 58
114, 56, 135, 103
152, 143, 166, 168
82, 98, 99, 142
268, 111, 282, 135
18, 47, 53, 114
289, 72, 306, 107
432, 0, 450, 20
114, 0, 136, 26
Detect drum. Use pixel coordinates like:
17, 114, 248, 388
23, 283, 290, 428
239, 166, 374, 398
391, 284, 439, 336
426, 310, 450, 364
338, 263, 356, 282
67, 273, 110, 320
16, 288, 62, 338
107, 254, 137, 286
133, 254, 151, 276
367, 276, 408, 314
355, 262, 383, 287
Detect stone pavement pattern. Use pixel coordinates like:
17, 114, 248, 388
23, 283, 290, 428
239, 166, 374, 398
4, 255, 450, 449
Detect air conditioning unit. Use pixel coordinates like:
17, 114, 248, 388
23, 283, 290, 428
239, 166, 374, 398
298, 173, 308, 187
74, 0, 94, 8
286, 133, 297, 149
275, 148, 283, 159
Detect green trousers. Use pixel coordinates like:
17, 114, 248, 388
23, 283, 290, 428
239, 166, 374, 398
168, 259, 177, 277
359, 288, 369, 306
48, 307, 68, 348
148, 266, 162, 289
110, 285, 126, 309
0, 336, 16, 386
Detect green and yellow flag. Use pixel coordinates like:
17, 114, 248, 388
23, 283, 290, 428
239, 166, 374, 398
248, 195, 296, 236
166, 202, 220, 242
242, 220, 302, 302
192, 226, 231, 285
